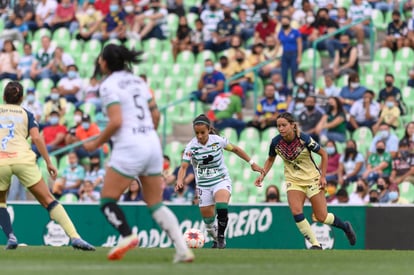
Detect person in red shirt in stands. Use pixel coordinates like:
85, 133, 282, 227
94, 0, 110, 16
254, 9, 277, 44
50, 0, 78, 33
74, 114, 101, 159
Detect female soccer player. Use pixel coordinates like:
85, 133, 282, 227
175, 114, 264, 248
0, 81, 94, 250
255, 112, 356, 249
84, 44, 193, 262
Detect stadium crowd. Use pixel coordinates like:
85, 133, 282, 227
1, 0, 414, 205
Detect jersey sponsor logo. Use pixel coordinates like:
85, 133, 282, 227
0, 122, 15, 150
196, 167, 220, 179
202, 154, 214, 164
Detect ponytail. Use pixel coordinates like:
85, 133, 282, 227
101, 44, 143, 73
4, 81, 23, 104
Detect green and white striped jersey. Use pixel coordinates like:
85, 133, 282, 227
183, 135, 231, 187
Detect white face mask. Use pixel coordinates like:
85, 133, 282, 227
350, 82, 359, 89
124, 6, 134, 13
306, 16, 315, 24
295, 77, 305, 86
86, 8, 95, 16
74, 114, 82, 124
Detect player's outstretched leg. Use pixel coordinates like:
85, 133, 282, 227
47, 200, 95, 251
203, 216, 218, 248
322, 213, 356, 246
150, 203, 194, 263
101, 198, 138, 260
294, 214, 322, 249
216, 203, 228, 249
0, 204, 18, 250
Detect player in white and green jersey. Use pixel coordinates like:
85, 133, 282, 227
176, 114, 263, 249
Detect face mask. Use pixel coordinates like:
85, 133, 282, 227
266, 193, 278, 201
326, 147, 335, 155
86, 8, 95, 16
282, 24, 290, 29
356, 185, 364, 192
74, 114, 82, 124
306, 16, 315, 24
163, 161, 170, 170
345, 147, 356, 155
326, 104, 334, 113
295, 102, 305, 110
267, 45, 275, 50
90, 162, 100, 168
82, 122, 90, 130
49, 116, 59, 125
67, 71, 78, 79
385, 101, 394, 108
124, 6, 134, 13
350, 82, 359, 89
261, 14, 269, 22
305, 105, 315, 112
326, 185, 337, 196
70, 162, 78, 169
205, 66, 214, 74
385, 81, 393, 87
27, 94, 35, 102
377, 184, 385, 191
369, 197, 378, 203
297, 93, 306, 99
376, 148, 385, 154
393, 19, 400, 24
295, 77, 305, 86
210, 5, 216, 11
224, 12, 232, 19
110, 4, 119, 13
274, 82, 283, 89
401, 150, 410, 159
341, 43, 349, 48
236, 58, 244, 63
50, 93, 59, 101
388, 191, 399, 201
378, 130, 389, 140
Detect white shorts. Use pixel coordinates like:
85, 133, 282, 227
108, 138, 163, 178
197, 179, 232, 207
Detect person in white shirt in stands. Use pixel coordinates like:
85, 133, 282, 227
348, 178, 369, 204
347, 0, 372, 57
348, 90, 380, 132
200, 0, 224, 44
134, 0, 168, 40
17, 43, 36, 80
21, 87, 43, 122
50, 46, 75, 83
57, 64, 83, 105
318, 73, 340, 97
35, 0, 57, 29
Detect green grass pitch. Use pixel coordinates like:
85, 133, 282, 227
0, 247, 413, 275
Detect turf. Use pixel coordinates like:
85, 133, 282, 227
0, 247, 413, 275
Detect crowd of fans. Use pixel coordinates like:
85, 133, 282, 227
1, 0, 414, 204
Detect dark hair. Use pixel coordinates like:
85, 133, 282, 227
348, 72, 359, 84
344, 139, 358, 161
163, 155, 170, 161
2, 40, 16, 52
403, 122, 414, 140
326, 139, 337, 153
329, 96, 345, 115
193, 114, 219, 135
4, 81, 23, 104
139, 74, 147, 81
195, 18, 203, 24
101, 44, 143, 73
265, 185, 280, 202
204, 58, 213, 64
336, 188, 348, 198
385, 73, 394, 79
23, 42, 31, 49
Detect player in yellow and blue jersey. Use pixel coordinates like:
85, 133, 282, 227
0, 81, 94, 251
255, 112, 356, 249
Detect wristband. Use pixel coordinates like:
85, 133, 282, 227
249, 159, 255, 165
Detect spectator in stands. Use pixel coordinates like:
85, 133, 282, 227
308, 8, 341, 60
333, 33, 359, 77
200, 0, 224, 45
383, 10, 410, 52
247, 83, 284, 131
368, 189, 379, 203
289, 87, 307, 118
335, 189, 350, 204
17, 43, 36, 80
94, 0, 110, 16
50, 0, 78, 33
291, 70, 314, 98
43, 86, 67, 124
347, 0, 373, 57
6, 0, 36, 31
264, 185, 281, 203
238, 5, 255, 42
207, 85, 245, 137
78, 180, 100, 202
369, 122, 399, 158
377, 176, 393, 203
318, 73, 340, 97
85, 155, 105, 191
277, 16, 302, 86
373, 94, 401, 132
338, 139, 365, 186
254, 9, 277, 44
162, 154, 174, 180
298, 11, 316, 49
167, 0, 185, 17
217, 55, 232, 79
317, 96, 347, 143
324, 140, 341, 182
165, 150, 196, 193
122, 179, 143, 202
50, 46, 75, 83
96, 0, 127, 42
32, 35, 55, 81
0, 0, 9, 20
33, 110, 67, 157
21, 87, 43, 122
226, 35, 246, 61
35, 0, 57, 29
192, 58, 225, 103
363, 140, 392, 185
271, 72, 292, 105
52, 152, 85, 198
391, 139, 414, 185
349, 178, 369, 204
298, 96, 324, 142
190, 18, 204, 55
65, 108, 84, 145
227, 49, 254, 96
260, 35, 281, 78
0, 15, 28, 44
83, 76, 101, 112
339, 72, 367, 112
336, 7, 349, 29
170, 183, 194, 204
205, 3, 240, 53
292, 0, 314, 25
248, 43, 266, 67
401, 122, 414, 153
57, 64, 83, 104
75, 2, 103, 41
73, 114, 101, 159
325, 180, 338, 203
0, 40, 19, 81
172, 16, 192, 61
377, 73, 406, 115
348, 90, 380, 132
135, 0, 168, 40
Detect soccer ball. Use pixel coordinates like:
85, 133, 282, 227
183, 228, 205, 249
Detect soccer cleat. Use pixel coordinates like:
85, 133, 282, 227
71, 238, 96, 251
309, 245, 323, 250
173, 249, 194, 263
5, 236, 18, 250
217, 236, 226, 249
107, 234, 139, 261
211, 241, 218, 248
344, 221, 356, 246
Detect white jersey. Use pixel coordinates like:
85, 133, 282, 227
100, 71, 156, 148
348, 1, 372, 22
183, 135, 231, 188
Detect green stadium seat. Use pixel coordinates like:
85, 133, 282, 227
36, 78, 54, 101
221, 127, 238, 142
373, 47, 394, 71
299, 49, 321, 71
182, 75, 198, 92
176, 50, 195, 65
261, 127, 278, 141
80, 102, 96, 121
64, 102, 77, 127
353, 126, 373, 156
30, 40, 41, 53
33, 28, 52, 41
231, 180, 250, 203
363, 61, 386, 83
58, 154, 70, 176
157, 113, 173, 136
360, 74, 380, 93
157, 50, 174, 65
390, 61, 409, 87
240, 127, 260, 142
52, 28, 71, 46
20, 78, 35, 92
401, 86, 414, 112
103, 38, 121, 48
167, 13, 179, 36
66, 39, 84, 60
186, 13, 198, 29
196, 50, 216, 64
84, 39, 102, 58
395, 47, 414, 68
371, 9, 386, 31
14, 40, 24, 55
164, 141, 184, 168
399, 181, 414, 203
125, 38, 142, 51
77, 52, 96, 78
143, 38, 162, 53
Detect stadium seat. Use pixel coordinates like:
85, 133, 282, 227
363, 61, 386, 83
143, 38, 163, 53
20, 78, 35, 92
181, 75, 198, 92
164, 141, 184, 168
261, 127, 278, 141
373, 47, 394, 71
395, 47, 414, 68
196, 50, 216, 64
239, 127, 260, 143
221, 127, 238, 142
371, 9, 386, 31
84, 39, 102, 58
167, 13, 179, 35
156, 50, 175, 65
103, 38, 121, 48
186, 12, 198, 29
399, 181, 414, 203
390, 61, 409, 87
30, 40, 41, 53
125, 38, 142, 51
402, 86, 414, 112
52, 28, 71, 46
66, 39, 83, 61
299, 49, 321, 71
80, 102, 97, 120
33, 28, 52, 41
231, 180, 250, 203
176, 50, 195, 65
36, 78, 54, 101
353, 126, 373, 155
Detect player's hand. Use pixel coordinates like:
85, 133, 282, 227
175, 180, 184, 191
47, 164, 58, 181
251, 163, 264, 174
319, 176, 327, 190
254, 173, 265, 187
84, 140, 98, 152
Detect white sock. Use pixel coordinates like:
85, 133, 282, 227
205, 221, 218, 241
152, 205, 188, 254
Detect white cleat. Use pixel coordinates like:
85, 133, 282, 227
107, 234, 139, 261
173, 249, 195, 264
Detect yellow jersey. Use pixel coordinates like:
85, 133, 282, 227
0, 104, 38, 165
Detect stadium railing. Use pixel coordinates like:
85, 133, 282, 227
311, 16, 375, 84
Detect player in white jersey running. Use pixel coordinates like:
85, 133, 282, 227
176, 114, 264, 248
84, 44, 193, 263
